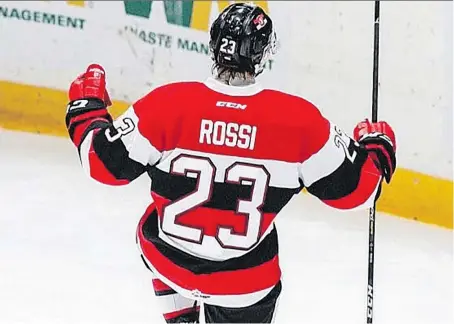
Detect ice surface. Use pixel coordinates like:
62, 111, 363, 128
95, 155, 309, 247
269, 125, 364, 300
0, 130, 452, 324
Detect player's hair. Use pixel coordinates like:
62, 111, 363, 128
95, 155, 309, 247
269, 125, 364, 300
211, 63, 254, 85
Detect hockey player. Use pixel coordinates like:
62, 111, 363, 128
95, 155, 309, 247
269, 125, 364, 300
65, 3, 396, 323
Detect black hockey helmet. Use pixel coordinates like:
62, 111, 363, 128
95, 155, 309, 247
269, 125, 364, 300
209, 2, 277, 77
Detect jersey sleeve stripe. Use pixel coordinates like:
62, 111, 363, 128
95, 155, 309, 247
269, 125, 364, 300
87, 129, 130, 185
91, 127, 146, 182
74, 106, 163, 186
71, 117, 110, 147
76, 120, 112, 156
344, 176, 382, 211
319, 157, 381, 210
299, 123, 348, 187
67, 109, 111, 146
68, 109, 110, 130
78, 128, 144, 185
306, 142, 369, 200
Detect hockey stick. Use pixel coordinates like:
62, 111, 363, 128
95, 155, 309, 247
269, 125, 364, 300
366, 2, 380, 323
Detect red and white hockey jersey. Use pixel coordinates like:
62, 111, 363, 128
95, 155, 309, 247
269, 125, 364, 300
67, 77, 382, 306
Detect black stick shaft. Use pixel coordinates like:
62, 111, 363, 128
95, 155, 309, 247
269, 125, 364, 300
371, 1, 380, 123
367, 2, 380, 324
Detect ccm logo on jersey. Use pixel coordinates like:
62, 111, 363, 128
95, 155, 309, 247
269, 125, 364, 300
216, 101, 247, 110
199, 119, 257, 150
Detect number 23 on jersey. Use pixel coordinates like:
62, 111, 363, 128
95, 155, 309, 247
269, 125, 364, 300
161, 154, 270, 251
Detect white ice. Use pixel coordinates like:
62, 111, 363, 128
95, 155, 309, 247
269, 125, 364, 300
0, 130, 452, 324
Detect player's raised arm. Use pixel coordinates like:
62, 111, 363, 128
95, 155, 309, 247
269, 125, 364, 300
298, 108, 396, 211
65, 64, 162, 186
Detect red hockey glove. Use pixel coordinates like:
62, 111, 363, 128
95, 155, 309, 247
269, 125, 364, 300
65, 64, 113, 147
68, 64, 112, 105
353, 119, 396, 183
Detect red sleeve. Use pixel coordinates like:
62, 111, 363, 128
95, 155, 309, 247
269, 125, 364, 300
67, 84, 181, 186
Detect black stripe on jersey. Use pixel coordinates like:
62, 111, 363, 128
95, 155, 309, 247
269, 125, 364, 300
65, 98, 107, 128
167, 310, 199, 324
148, 168, 301, 213
76, 120, 111, 156
141, 209, 278, 275
90, 126, 146, 181
155, 289, 177, 297
68, 113, 112, 142
307, 142, 369, 200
